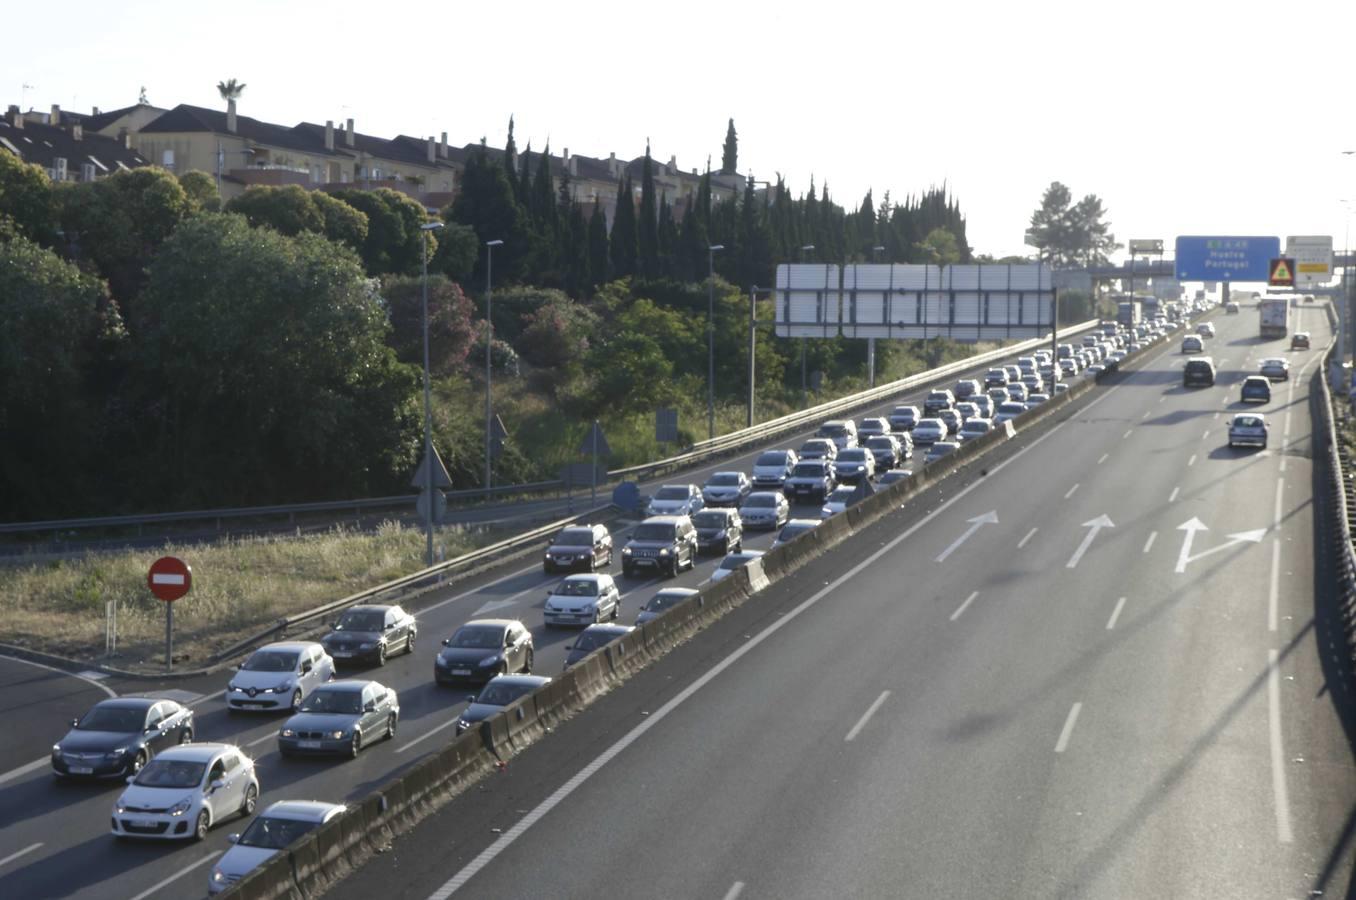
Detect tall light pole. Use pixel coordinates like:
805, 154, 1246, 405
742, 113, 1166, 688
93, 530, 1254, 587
419, 221, 444, 567
800, 244, 815, 408
484, 239, 504, 498
707, 244, 725, 440
869, 245, 885, 386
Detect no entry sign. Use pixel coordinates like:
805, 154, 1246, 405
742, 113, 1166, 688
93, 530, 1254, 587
147, 556, 192, 602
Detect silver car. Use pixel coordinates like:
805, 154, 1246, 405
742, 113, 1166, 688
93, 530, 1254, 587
709, 550, 766, 583
647, 484, 704, 517
635, 588, 699, 626
701, 471, 751, 507
1228, 413, 1269, 448
210, 801, 346, 894
739, 491, 790, 529
544, 574, 621, 626
911, 418, 947, 445
277, 680, 398, 758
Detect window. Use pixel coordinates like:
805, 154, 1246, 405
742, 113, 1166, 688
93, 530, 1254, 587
81, 163, 96, 182
161, 148, 174, 169
145, 705, 163, 729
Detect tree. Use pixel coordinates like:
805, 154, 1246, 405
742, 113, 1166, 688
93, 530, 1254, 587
587, 199, 609, 289
638, 145, 658, 278
916, 226, 962, 266
449, 147, 528, 283
380, 273, 479, 376
721, 119, 738, 176
331, 187, 432, 276
226, 184, 324, 235
1069, 193, 1120, 266
610, 176, 637, 277
177, 170, 220, 212
0, 236, 120, 518
310, 190, 368, 251
502, 115, 519, 201
1025, 181, 1074, 265
0, 150, 57, 245
216, 79, 246, 103
431, 219, 479, 283
132, 213, 420, 505
514, 295, 598, 370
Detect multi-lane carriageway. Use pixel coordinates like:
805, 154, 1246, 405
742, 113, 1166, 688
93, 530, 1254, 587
2, 300, 1354, 899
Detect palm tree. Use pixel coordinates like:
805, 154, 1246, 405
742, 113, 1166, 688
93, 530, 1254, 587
216, 79, 246, 105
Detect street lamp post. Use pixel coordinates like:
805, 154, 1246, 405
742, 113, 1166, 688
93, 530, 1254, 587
707, 244, 725, 440
800, 244, 815, 408
419, 221, 444, 567
869, 245, 885, 387
484, 239, 504, 499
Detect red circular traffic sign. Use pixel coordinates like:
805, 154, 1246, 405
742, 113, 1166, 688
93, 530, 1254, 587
147, 556, 192, 602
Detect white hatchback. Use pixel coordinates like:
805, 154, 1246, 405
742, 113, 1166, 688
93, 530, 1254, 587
227, 643, 334, 713
544, 574, 620, 626
112, 743, 258, 842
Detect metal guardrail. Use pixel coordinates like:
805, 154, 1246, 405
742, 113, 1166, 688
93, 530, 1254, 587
1, 321, 1098, 540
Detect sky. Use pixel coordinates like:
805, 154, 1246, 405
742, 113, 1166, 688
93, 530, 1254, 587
6, 0, 1356, 268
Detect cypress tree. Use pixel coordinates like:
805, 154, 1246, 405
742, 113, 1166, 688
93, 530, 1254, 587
533, 142, 557, 234
610, 175, 637, 277
503, 116, 518, 201
721, 118, 738, 176
588, 198, 609, 288
657, 191, 678, 278
679, 200, 708, 283
638, 143, 659, 279
518, 141, 533, 208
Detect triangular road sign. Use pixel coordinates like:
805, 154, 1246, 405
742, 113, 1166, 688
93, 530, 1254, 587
410, 445, 454, 489
1268, 257, 1295, 287
578, 421, 611, 458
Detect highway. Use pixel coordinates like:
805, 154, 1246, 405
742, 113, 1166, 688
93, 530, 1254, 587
322, 300, 1356, 899
2, 302, 1352, 899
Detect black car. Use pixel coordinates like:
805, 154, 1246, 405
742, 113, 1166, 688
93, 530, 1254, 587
52, 698, 194, 779
691, 508, 743, 555
1184, 357, 1216, 388
1241, 375, 1271, 404
435, 619, 534, 685
542, 524, 613, 573
621, 516, 698, 577
321, 604, 417, 666
563, 624, 635, 670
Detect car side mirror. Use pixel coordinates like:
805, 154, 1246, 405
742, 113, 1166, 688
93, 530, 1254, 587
465, 695, 476, 704
364, 701, 377, 713
71, 718, 80, 727
126, 775, 136, 785
237, 662, 245, 670
210, 779, 226, 793
564, 644, 574, 651
227, 833, 240, 844
302, 663, 312, 674
441, 638, 451, 646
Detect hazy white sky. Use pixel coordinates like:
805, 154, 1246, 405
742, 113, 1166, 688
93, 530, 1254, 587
6, 0, 1355, 265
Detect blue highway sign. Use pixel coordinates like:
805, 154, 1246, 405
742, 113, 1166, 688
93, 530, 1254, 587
1174, 236, 1280, 282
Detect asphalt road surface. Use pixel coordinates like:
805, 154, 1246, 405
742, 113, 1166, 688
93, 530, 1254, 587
5, 303, 1352, 899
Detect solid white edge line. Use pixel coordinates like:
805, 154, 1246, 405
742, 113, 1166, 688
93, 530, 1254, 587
1064, 483, 1080, 499
723, 882, 746, 900
397, 713, 464, 754
1143, 531, 1157, 554
844, 690, 891, 742
1106, 597, 1127, 630
424, 359, 1131, 899
949, 592, 979, 622
0, 653, 117, 698
1054, 702, 1083, 753
1268, 540, 1281, 633
126, 850, 222, 900
0, 757, 50, 787
1267, 648, 1294, 844
0, 841, 42, 869
1017, 527, 1038, 549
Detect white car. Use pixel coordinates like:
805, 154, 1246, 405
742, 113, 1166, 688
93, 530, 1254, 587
544, 574, 620, 627
112, 743, 258, 842
709, 550, 765, 583
1259, 357, 1290, 381
957, 417, 993, 443
209, 801, 345, 893
738, 491, 790, 530
1197, 322, 1216, 338
994, 401, 1027, 425
820, 485, 858, 519
646, 484, 704, 517
227, 642, 334, 713
911, 418, 947, 445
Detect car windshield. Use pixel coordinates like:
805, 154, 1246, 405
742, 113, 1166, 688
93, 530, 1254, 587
1000, 403, 1026, 413
866, 437, 893, 448
553, 528, 594, 547
963, 421, 989, 433
335, 611, 384, 632
916, 419, 942, 430
755, 451, 788, 466
791, 464, 824, 477
719, 555, 754, 570
828, 488, 855, 502
838, 450, 868, 462
242, 650, 299, 672
654, 487, 689, 501
75, 706, 143, 733
779, 523, 816, 540
134, 758, 205, 788
692, 511, 728, 528
573, 630, 619, 652
300, 689, 363, 714
744, 494, 777, 508
1262, 359, 1285, 367
555, 580, 599, 597
1235, 416, 1264, 428
707, 473, 741, 486
633, 523, 677, 541
237, 815, 323, 850
475, 682, 537, 707
892, 407, 917, 417
819, 424, 848, 437
449, 625, 505, 649
643, 592, 690, 612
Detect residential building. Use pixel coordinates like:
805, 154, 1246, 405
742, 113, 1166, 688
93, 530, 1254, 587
1, 106, 149, 182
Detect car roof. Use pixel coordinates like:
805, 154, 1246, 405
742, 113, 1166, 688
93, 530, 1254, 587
1234, 413, 1266, 423
257, 642, 320, 653
258, 800, 347, 822
579, 623, 634, 636
726, 550, 765, 560
156, 743, 236, 762
344, 604, 396, 614
459, 618, 519, 629
641, 515, 686, 524
93, 697, 159, 711
310, 680, 378, 693
657, 483, 694, 491
653, 588, 700, 598
559, 573, 607, 582
484, 675, 552, 688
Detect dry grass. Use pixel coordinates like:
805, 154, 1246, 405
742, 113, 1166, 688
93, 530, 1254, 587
0, 521, 484, 669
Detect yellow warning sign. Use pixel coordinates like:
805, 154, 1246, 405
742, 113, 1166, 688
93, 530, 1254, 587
1268, 257, 1294, 286
1297, 262, 1328, 273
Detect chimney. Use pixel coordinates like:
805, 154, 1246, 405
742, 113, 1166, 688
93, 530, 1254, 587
92, 106, 100, 115
121, 130, 132, 149
668, 155, 677, 172
427, 135, 435, 163
72, 124, 83, 141
440, 131, 448, 159
227, 99, 237, 134
609, 151, 617, 176
324, 120, 334, 151
6, 105, 20, 127
345, 118, 355, 147
50, 104, 60, 125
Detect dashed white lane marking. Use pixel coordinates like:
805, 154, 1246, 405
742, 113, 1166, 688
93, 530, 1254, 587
1064, 483, 1080, 499
1018, 527, 1038, 549
1169, 486, 1180, 503
1122, 429, 1133, 439
0, 758, 48, 787
1202, 429, 1211, 441
723, 883, 746, 900
1268, 541, 1281, 633
397, 714, 464, 754
1106, 597, 1127, 630
1159, 396, 1167, 404
1143, 410, 1151, 419
1097, 453, 1109, 465
0, 842, 42, 870
1279, 455, 1287, 474
950, 592, 979, 622
1284, 411, 1292, 438
1055, 702, 1083, 753
1213, 411, 1220, 420
844, 690, 891, 742
127, 851, 223, 900
1188, 453, 1197, 467
1274, 479, 1285, 527
1143, 531, 1158, 553
246, 731, 276, 748
1268, 649, 1294, 844
420, 560, 544, 615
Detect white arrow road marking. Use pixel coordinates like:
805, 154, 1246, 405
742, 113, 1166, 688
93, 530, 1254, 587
1067, 515, 1114, 568
472, 598, 521, 616
934, 511, 998, 562
1174, 518, 1267, 573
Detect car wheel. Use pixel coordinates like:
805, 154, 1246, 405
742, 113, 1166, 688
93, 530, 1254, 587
376, 644, 387, 666
240, 783, 257, 817
611, 602, 620, 621
193, 810, 210, 841
178, 728, 193, 745
406, 631, 416, 655
386, 714, 397, 741
523, 649, 534, 673
291, 689, 303, 711
348, 731, 362, 759
128, 749, 148, 776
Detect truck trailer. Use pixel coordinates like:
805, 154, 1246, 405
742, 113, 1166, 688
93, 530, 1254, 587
1258, 296, 1289, 339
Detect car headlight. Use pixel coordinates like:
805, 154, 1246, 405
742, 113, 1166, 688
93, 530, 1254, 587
457, 719, 470, 731
329, 730, 345, 740
52, 744, 61, 755
282, 727, 296, 737
168, 796, 194, 817
273, 680, 293, 693
478, 655, 501, 667
211, 868, 227, 885
107, 747, 127, 757
622, 547, 632, 555
659, 547, 671, 556
116, 798, 128, 813
227, 682, 239, 692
